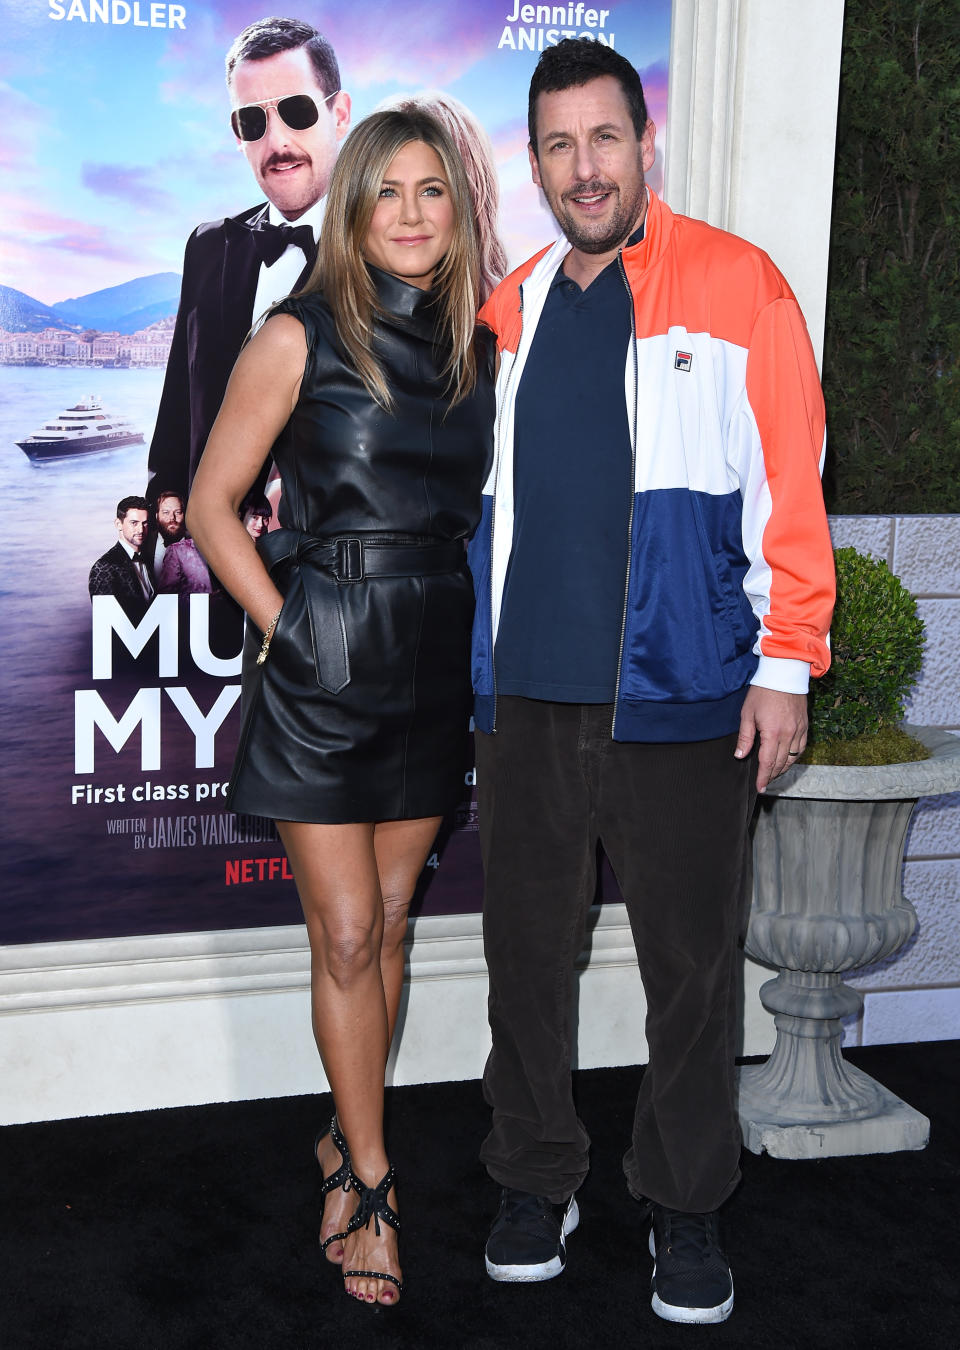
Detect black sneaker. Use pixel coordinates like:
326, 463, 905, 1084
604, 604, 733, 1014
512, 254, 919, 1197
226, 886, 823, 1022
484, 1188, 579, 1282
648, 1205, 734, 1324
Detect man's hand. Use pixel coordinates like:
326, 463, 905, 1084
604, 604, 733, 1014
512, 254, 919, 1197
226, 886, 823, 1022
735, 686, 809, 792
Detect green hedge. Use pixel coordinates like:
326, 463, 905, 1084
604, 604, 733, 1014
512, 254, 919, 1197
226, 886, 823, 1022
822, 0, 960, 514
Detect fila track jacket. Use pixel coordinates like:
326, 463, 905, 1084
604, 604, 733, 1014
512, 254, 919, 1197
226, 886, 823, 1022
468, 190, 835, 742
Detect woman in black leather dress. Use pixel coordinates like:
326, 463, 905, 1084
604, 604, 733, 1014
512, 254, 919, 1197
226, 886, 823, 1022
187, 110, 495, 1307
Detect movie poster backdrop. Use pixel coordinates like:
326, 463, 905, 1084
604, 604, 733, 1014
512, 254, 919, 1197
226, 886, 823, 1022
0, 1, 671, 944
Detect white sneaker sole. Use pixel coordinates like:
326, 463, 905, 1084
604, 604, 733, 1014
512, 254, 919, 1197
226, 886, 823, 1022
485, 1197, 580, 1283
648, 1225, 734, 1323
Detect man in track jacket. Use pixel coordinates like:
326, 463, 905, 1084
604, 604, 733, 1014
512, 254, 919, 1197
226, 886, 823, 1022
469, 39, 834, 1325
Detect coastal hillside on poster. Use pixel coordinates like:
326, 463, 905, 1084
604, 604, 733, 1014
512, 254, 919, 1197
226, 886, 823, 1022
0, 0, 670, 944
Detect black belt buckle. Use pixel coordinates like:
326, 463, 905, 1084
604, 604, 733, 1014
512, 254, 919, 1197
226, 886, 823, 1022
334, 537, 364, 582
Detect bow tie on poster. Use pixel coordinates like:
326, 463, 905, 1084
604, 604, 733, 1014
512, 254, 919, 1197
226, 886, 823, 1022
132, 555, 154, 597
251, 221, 316, 268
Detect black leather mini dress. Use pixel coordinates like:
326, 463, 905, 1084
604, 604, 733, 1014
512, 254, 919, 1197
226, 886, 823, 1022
227, 267, 495, 823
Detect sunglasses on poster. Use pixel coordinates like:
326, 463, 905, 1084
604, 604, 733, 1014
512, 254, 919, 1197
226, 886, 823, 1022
230, 91, 338, 142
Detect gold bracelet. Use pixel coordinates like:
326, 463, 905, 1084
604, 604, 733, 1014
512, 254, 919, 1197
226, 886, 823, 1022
256, 608, 283, 666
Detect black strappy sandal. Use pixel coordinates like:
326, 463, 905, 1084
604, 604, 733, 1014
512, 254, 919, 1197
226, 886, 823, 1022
314, 1116, 352, 1256
339, 1166, 403, 1304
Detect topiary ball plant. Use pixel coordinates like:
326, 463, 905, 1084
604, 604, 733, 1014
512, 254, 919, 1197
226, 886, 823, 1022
805, 546, 929, 766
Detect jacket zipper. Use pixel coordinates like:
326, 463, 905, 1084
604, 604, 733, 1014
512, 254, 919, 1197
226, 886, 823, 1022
488, 288, 526, 733
612, 250, 639, 738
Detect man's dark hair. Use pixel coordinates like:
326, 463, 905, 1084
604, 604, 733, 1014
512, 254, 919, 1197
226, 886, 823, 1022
116, 495, 148, 519
528, 38, 648, 155
225, 16, 341, 98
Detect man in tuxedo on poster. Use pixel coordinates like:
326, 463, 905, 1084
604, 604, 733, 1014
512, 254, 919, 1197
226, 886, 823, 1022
146, 16, 351, 504
88, 496, 155, 623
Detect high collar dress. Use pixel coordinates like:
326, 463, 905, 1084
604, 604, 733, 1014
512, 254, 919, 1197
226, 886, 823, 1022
227, 267, 495, 823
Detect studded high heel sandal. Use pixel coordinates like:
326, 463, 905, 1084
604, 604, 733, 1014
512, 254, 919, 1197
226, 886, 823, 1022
339, 1166, 403, 1303
315, 1116, 352, 1256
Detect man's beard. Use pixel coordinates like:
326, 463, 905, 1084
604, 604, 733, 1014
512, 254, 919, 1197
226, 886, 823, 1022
549, 177, 645, 255
159, 524, 185, 544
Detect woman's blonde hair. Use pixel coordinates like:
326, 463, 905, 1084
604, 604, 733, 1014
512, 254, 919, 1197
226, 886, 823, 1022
303, 109, 482, 410
377, 91, 507, 304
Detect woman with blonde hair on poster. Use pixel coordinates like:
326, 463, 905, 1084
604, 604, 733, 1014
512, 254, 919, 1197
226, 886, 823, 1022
187, 108, 495, 1307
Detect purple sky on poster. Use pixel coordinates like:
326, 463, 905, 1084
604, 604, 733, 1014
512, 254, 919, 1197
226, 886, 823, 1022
0, 1, 671, 945
2, 0, 670, 304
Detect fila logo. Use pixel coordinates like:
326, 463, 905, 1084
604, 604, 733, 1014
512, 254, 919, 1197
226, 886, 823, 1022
675, 350, 693, 372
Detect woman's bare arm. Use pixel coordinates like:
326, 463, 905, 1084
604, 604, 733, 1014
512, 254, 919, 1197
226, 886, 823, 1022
186, 314, 307, 631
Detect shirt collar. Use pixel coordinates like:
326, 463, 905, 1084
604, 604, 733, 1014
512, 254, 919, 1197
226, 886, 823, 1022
265, 194, 327, 240
550, 219, 646, 293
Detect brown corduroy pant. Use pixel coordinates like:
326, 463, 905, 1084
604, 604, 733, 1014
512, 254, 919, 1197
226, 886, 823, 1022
476, 696, 758, 1214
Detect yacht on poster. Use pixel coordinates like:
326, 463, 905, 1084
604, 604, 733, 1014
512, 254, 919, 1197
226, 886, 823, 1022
17, 395, 145, 462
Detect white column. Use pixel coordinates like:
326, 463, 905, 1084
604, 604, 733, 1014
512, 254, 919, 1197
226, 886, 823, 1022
665, 0, 845, 364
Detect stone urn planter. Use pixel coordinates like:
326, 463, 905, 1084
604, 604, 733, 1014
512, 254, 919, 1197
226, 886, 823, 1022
737, 726, 960, 1159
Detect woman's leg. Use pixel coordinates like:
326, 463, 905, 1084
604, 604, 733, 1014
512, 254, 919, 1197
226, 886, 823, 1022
374, 815, 442, 1043
278, 815, 440, 1304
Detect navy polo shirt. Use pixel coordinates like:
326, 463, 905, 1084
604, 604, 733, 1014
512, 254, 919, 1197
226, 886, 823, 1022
495, 239, 637, 702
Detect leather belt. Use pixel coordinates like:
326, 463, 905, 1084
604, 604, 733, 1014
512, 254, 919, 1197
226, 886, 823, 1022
257, 529, 465, 695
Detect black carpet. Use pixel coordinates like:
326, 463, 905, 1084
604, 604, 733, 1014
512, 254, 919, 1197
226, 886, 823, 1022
3, 1042, 958, 1350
